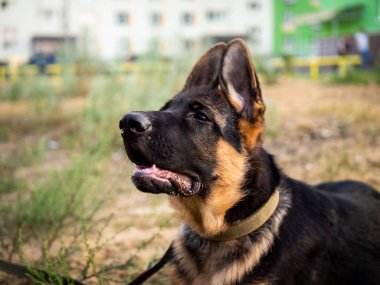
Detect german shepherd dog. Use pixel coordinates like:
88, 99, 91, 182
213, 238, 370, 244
120, 39, 380, 285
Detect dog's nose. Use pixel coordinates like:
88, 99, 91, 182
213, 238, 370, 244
119, 112, 152, 135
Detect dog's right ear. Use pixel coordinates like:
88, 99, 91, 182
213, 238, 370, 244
183, 43, 226, 90
220, 39, 264, 122
220, 39, 266, 150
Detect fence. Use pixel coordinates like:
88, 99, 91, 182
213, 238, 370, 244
0, 62, 172, 82
271, 55, 362, 80
0, 55, 362, 82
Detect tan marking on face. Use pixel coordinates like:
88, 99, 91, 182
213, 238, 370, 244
170, 140, 247, 237
240, 101, 265, 150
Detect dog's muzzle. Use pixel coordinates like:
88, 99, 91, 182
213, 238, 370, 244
119, 112, 152, 136
119, 112, 201, 196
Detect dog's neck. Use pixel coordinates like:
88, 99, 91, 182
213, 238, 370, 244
225, 147, 281, 225
170, 147, 281, 239
208, 187, 280, 241
173, 186, 292, 284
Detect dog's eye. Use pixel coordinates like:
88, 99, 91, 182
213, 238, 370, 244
194, 111, 209, 121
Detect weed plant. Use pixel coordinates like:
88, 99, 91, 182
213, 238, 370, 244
328, 66, 380, 85
0, 58, 191, 284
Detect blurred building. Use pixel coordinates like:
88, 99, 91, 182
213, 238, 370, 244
0, 0, 76, 65
274, 0, 380, 60
0, 0, 274, 64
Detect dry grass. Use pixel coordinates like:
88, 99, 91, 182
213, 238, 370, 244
0, 76, 379, 284
264, 79, 380, 187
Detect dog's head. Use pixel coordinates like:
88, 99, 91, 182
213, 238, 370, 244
120, 39, 266, 236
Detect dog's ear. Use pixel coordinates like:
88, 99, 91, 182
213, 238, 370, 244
183, 42, 226, 90
220, 39, 265, 122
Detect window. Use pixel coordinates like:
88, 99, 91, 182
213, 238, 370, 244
1, 0, 9, 10
310, 0, 320, 6
248, 1, 260, 9
249, 27, 261, 43
116, 12, 129, 25
283, 37, 294, 53
118, 38, 129, 49
206, 10, 227, 21
60, 9, 67, 19
150, 12, 163, 26
45, 9, 53, 19
283, 12, 294, 25
38, 8, 53, 20
2, 40, 16, 50
283, 0, 295, 5
181, 12, 194, 25
183, 39, 196, 50
117, 37, 130, 57
2, 26, 17, 50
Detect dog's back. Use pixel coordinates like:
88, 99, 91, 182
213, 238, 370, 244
261, 178, 380, 285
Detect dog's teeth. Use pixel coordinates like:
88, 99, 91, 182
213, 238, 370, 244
120, 129, 124, 134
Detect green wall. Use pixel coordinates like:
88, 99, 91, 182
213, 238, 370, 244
274, 0, 380, 56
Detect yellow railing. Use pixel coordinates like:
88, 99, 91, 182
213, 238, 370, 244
0, 62, 174, 82
0, 57, 361, 82
271, 55, 361, 80
0, 64, 70, 82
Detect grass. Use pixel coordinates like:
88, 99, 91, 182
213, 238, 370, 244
327, 65, 380, 85
0, 59, 190, 284
0, 61, 379, 284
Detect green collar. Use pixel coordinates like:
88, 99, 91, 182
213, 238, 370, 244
209, 189, 280, 242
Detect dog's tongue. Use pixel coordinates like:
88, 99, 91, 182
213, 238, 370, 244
133, 164, 193, 195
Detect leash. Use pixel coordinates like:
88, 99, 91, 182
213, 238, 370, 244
0, 187, 279, 282
0, 189, 280, 283
126, 242, 173, 285
0, 259, 85, 285
0, 243, 173, 285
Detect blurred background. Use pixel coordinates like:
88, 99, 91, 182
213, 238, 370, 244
0, 0, 379, 284
0, 0, 380, 63
1, 0, 380, 66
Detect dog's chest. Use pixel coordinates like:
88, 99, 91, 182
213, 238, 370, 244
170, 230, 275, 285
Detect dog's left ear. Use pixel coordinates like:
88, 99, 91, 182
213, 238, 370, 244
220, 39, 265, 123
183, 42, 226, 90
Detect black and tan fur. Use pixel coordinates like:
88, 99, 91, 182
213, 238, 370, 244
120, 39, 380, 285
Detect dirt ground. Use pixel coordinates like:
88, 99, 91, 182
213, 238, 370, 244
1, 79, 380, 284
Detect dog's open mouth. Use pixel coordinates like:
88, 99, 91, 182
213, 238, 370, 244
132, 164, 200, 196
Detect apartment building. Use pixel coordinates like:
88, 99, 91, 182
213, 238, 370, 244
0, 0, 274, 63
274, 0, 380, 58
